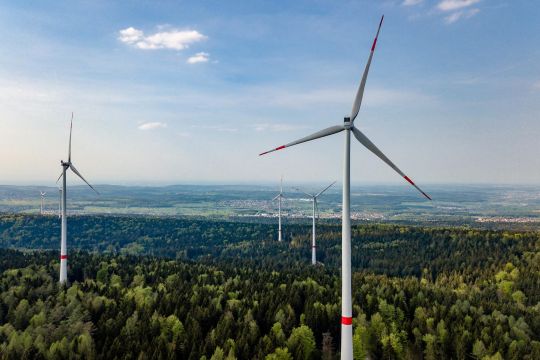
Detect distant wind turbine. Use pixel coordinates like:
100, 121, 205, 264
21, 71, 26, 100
272, 177, 285, 242
56, 113, 99, 285
40, 191, 46, 215
259, 16, 431, 359
295, 181, 335, 265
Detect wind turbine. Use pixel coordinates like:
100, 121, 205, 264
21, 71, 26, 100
272, 177, 285, 242
259, 16, 431, 359
295, 181, 335, 265
56, 113, 99, 285
40, 191, 46, 215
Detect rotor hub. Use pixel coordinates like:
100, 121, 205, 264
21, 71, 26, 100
343, 117, 353, 129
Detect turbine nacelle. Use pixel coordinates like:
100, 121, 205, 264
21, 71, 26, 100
343, 117, 353, 129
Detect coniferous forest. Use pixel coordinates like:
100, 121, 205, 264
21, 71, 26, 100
0, 214, 539, 359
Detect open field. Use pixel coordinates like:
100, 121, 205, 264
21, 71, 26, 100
2, 184, 540, 229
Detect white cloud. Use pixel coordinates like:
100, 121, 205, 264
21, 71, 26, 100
118, 27, 143, 43
187, 52, 209, 64
118, 27, 206, 50
444, 8, 480, 23
138, 122, 167, 130
437, 0, 480, 12
403, 0, 423, 6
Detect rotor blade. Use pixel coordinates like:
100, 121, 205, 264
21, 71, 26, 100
272, 194, 280, 201
350, 15, 384, 122
68, 112, 73, 162
294, 187, 314, 199
315, 181, 336, 198
352, 127, 431, 200
69, 163, 99, 195
259, 125, 344, 156
56, 171, 64, 184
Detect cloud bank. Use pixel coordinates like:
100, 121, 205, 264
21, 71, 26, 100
402, 0, 423, 6
187, 52, 209, 64
138, 122, 167, 130
119, 27, 206, 50
437, 0, 480, 11
444, 8, 480, 23
437, 0, 481, 24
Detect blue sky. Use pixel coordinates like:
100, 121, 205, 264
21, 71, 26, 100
1, 0, 539, 186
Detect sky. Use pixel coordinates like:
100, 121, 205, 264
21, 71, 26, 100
0, 0, 539, 187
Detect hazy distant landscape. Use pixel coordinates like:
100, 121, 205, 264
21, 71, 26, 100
2, 184, 540, 229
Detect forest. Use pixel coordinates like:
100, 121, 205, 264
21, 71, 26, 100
0, 214, 539, 359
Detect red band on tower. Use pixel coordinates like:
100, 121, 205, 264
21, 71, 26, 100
341, 316, 353, 325
60, 255, 68, 260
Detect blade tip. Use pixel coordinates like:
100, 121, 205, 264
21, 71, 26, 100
371, 15, 385, 51
259, 145, 286, 156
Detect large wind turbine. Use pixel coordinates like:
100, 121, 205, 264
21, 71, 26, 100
56, 114, 99, 285
272, 177, 285, 242
295, 181, 335, 265
40, 191, 46, 215
259, 16, 431, 359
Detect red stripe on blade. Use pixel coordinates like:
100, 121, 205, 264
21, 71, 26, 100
371, 38, 378, 51
341, 316, 353, 325
60, 255, 68, 260
259, 145, 286, 156
403, 176, 415, 186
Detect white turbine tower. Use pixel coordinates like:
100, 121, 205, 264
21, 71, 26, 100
56, 114, 99, 285
295, 181, 335, 265
58, 187, 62, 219
259, 16, 431, 359
40, 191, 46, 215
272, 177, 285, 242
